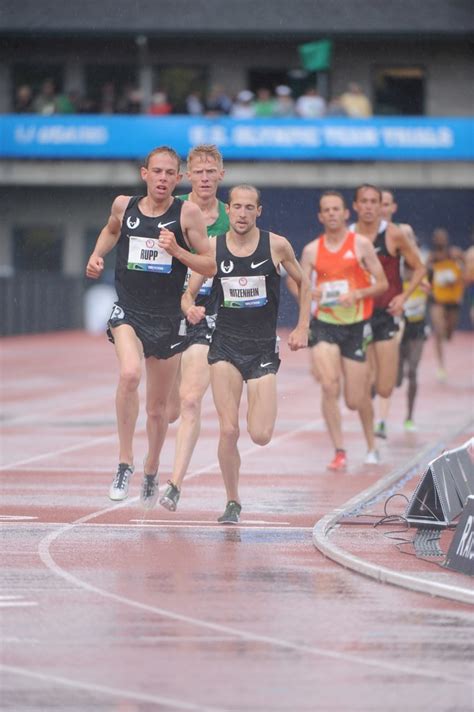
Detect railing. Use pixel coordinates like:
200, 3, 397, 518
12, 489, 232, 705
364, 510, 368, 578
1, 274, 85, 336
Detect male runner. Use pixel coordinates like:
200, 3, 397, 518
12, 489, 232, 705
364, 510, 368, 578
85, 146, 215, 507
182, 185, 311, 523
374, 188, 421, 438
350, 185, 425, 460
294, 191, 388, 470
427, 228, 465, 381
159, 144, 229, 511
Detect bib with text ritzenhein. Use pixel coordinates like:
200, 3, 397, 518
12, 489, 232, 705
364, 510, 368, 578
221, 275, 267, 308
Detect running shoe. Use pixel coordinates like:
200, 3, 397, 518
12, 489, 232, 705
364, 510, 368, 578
109, 463, 134, 501
404, 419, 417, 432
374, 420, 387, 439
159, 480, 181, 511
327, 451, 347, 471
364, 449, 381, 465
217, 500, 242, 525
140, 473, 159, 510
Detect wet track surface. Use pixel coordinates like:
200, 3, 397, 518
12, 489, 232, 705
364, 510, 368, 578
1, 330, 473, 711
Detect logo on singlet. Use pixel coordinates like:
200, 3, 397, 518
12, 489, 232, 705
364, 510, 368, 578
342, 250, 355, 260
126, 216, 140, 229
158, 220, 176, 229
251, 259, 269, 269
220, 259, 234, 274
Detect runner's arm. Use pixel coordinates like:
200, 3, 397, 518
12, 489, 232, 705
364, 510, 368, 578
355, 235, 389, 300
159, 200, 216, 277
389, 225, 426, 314
276, 236, 311, 350
85, 195, 128, 279
181, 240, 216, 324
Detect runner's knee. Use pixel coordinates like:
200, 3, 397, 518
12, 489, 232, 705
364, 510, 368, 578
249, 424, 273, 447
119, 366, 141, 392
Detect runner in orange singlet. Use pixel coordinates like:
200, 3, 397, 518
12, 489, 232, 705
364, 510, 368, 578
295, 191, 388, 471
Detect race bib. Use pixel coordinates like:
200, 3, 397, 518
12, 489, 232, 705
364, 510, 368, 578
183, 268, 213, 296
127, 236, 172, 273
319, 279, 349, 306
404, 293, 427, 321
221, 275, 267, 308
434, 268, 456, 286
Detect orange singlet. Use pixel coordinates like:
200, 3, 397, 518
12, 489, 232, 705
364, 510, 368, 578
314, 231, 373, 325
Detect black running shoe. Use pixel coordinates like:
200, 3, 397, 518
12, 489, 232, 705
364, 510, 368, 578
109, 463, 134, 501
159, 481, 180, 511
217, 500, 242, 525
140, 473, 159, 510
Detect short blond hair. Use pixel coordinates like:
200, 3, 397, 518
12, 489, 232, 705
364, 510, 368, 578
187, 144, 224, 169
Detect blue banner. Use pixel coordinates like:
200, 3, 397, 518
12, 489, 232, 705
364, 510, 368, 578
1, 115, 473, 161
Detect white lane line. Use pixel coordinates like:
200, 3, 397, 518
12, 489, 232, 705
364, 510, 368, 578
37, 491, 473, 686
129, 519, 292, 526
0, 664, 227, 712
0, 520, 313, 532
0, 595, 38, 608
0, 515, 38, 521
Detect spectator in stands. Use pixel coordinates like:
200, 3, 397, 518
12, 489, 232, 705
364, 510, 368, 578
295, 86, 327, 118
339, 82, 372, 118
148, 91, 173, 115
14, 84, 34, 113
273, 85, 295, 117
99, 81, 117, 114
205, 84, 233, 116
117, 84, 143, 114
326, 95, 349, 117
254, 87, 275, 117
230, 90, 256, 118
33, 78, 58, 115
55, 90, 77, 114
185, 90, 205, 116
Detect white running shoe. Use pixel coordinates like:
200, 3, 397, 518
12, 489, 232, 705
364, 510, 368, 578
364, 450, 381, 465
109, 463, 134, 501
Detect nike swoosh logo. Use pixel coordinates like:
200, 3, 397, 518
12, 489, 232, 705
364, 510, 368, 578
260, 361, 272, 368
158, 221, 176, 229
170, 342, 182, 349
251, 259, 269, 269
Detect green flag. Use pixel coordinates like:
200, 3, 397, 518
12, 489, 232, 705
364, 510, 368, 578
298, 40, 332, 72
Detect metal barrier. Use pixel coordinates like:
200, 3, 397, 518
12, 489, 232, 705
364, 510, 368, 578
1, 273, 85, 336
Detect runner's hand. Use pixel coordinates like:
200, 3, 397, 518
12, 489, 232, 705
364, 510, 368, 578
288, 325, 308, 351
86, 254, 104, 279
387, 293, 405, 316
158, 228, 179, 255
186, 305, 206, 325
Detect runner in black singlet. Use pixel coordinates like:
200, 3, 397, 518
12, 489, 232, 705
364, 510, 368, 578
182, 185, 311, 524
85, 146, 215, 508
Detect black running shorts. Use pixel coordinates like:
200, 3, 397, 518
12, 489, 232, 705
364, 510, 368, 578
370, 309, 400, 343
181, 313, 216, 350
208, 329, 280, 381
308, 318, 371, 362
107, 302, 187, 359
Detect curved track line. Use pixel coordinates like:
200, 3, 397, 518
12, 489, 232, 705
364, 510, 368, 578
313, 423, 474, 606
37, 502, 472, 686
0, 664, 228, 712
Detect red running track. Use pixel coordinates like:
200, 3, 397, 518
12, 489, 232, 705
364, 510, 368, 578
1, 329, 473, 711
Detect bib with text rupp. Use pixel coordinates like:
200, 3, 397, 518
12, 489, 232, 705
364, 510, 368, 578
127, 236, 173, 273
222, 275, 267, 308
319, 279, 349, 306
184, 268, 213, 295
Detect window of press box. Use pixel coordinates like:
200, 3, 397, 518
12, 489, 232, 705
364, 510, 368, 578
373, 66, 425, 116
